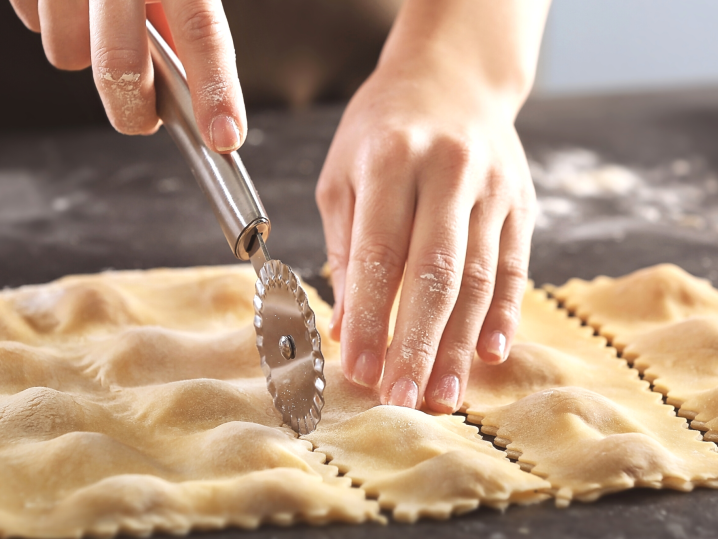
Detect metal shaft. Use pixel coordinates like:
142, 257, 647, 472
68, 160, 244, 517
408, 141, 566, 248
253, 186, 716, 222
249, 232, 271, 275
146, 21, 270, 261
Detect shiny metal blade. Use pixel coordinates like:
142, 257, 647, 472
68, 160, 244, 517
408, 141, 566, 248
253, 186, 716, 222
253, 259, 325, 435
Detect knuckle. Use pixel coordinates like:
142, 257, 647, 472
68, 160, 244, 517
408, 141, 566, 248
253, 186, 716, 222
93, 64, 157, 135
461, 261, 495, 303
494, 262, 528, 322
397, 329, 436, 369
178, 5, 223, 46
352, 237, 405, 276
199, 77, 229, 99
415, 249, 461, 294
367, 129, 413, 171
428, 136, 473, 190
478, 176, 513, 212
432, 136, 472, 168
501, 256, 529, 283
315, 178, 337, 209
485, 167, 510, 197
381, 129, 412, 155
93, 45, 144, 74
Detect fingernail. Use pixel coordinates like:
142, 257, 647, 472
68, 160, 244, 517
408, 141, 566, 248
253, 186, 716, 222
388, 377, 418, 408
433, 374, 459, 410
352, 352, 380, 388
486, 331, 507, 363
210, 114, 240, 152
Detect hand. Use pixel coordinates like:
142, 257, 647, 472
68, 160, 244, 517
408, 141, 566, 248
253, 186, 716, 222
316, 54, 537, 413
9, 0, 246, 153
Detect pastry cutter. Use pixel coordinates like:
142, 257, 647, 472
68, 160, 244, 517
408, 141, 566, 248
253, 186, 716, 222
146, 21, 325, 435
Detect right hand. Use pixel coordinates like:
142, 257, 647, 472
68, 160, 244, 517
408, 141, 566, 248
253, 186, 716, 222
316, 59, 536, 414
9, 0, 246, 153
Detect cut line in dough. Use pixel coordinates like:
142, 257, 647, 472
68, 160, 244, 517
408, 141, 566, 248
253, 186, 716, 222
306, 403, 550, 522
0, 266, 378, 537
3, 263, 718, 535
552, 264, 718, 443
463, 283, 718, 507
0, 265, 549, 536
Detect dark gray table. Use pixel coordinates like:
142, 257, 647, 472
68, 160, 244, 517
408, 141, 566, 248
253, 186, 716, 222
2, 89, 718, 538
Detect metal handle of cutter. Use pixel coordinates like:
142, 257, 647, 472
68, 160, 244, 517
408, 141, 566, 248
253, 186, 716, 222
146, 20, 270, 262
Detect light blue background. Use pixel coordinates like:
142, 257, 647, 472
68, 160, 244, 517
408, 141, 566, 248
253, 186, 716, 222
535, 0, 718, 95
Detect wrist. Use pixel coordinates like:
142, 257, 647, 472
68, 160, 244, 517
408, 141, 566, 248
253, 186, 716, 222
371, 51, 529, 124
375, 0, 548, 120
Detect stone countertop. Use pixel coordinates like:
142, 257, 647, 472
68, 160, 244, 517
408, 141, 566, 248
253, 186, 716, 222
2, 89, 718, 538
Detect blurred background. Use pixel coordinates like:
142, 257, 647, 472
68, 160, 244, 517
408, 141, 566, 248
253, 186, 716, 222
536, 0, 718, 95
0, 0, 401, 129
3, 0, 718, 129
3, 0, 718, 291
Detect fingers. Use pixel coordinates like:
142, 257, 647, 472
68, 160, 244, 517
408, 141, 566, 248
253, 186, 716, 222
14, 0, 243, 151
9, 0, 40, 32
161, 0, 246, 153
90, 0, 159, 135
477, 201, 535, 365
326, 121, 534, 414
339, 140, 416, 389
424, 201, 505, 413
38, 0, 90, 71
315, 169, 356, 342
146, 3, 177, 52
11, 0, 91, 69
379, 145, 475, 409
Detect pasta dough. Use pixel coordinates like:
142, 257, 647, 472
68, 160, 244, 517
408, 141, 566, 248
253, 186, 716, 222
307, 375, 550, 522
0, 267, 378, 537
550, 264, 718, 350
2, 262, 718, 536
553, 264, 718, 442
0, 266, 547, 536
463, 283, 718, 507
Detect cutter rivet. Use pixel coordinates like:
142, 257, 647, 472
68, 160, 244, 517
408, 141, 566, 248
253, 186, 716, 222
279, 334, 296, 360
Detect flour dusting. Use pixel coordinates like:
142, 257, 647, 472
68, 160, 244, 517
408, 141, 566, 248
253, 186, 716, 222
531, 148, 640, 197
530, 148, 718, 242
98, 70, 148, 131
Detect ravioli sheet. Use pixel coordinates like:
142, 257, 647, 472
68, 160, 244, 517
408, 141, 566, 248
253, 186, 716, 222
463, 282, 718, 507
3, 263, 718, 536
308, 362, 550, 522
0, 265, 548, 537
0, 267, 376, 537
553, 264, 718, 442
